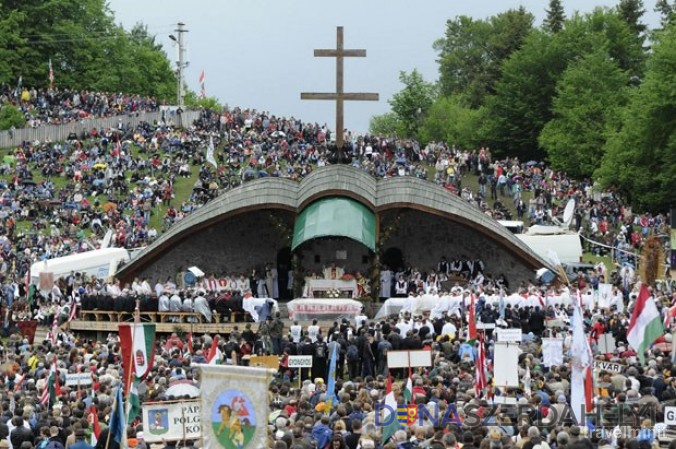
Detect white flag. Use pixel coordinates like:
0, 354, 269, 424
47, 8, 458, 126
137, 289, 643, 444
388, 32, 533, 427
206, 136, 217, 168
199, 364, 273, 449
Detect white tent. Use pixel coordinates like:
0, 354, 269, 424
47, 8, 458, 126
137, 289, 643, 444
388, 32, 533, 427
516, 234, 583, 264
30, 248, 130, 285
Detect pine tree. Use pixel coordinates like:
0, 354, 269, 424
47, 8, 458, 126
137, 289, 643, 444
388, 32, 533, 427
617, 0, 647, 37
655, 0, 676, 26
544, 0, 566, 33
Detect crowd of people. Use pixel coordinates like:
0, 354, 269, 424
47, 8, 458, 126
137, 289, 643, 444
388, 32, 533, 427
0, 104, 669, 296
0, 86, 160, 128
1, 269, 675, 449
0, 99, 672, 448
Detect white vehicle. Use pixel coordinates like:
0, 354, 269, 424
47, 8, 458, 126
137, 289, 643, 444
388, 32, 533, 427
30, 247, 131, 285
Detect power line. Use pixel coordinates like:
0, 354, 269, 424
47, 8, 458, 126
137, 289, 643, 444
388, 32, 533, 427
18, 24, 176, 39
23, 32, 174, 45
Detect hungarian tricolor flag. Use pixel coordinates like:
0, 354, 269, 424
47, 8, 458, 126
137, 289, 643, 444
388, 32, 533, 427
382, 373, 400, 443
119, 323, 156, 394
628, 284, 664, 364
40, 357, 61, 406
206, 335, 221, 365
403, 368, 413, 404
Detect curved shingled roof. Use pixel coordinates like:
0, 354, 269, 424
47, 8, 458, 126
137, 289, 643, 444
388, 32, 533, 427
117, 165, 557, 279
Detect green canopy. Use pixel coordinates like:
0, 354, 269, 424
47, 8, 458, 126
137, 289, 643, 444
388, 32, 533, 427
292, 197, 376, 251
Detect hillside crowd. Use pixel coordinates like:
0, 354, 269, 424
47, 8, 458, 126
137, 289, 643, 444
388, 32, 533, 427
0, 105, 668, 293
0, 86, 160, 128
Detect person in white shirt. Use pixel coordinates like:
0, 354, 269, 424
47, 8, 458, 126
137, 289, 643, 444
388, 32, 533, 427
610, 287, 624, 313
158, 294, 170, 312
289, 321, 302, 343
236, 274, 250, 294
441, 317, 457, 338
182, 295, 193, 312
419, 314, 435, 337
107, 280, 121, 298
396, 314, 413, 338
194, 293, 211, 322
307, 320, 320, 343
140, 278, 152, 295
154, 281, 164, 297
169, 294, 182, 312
132, 278, 143, 295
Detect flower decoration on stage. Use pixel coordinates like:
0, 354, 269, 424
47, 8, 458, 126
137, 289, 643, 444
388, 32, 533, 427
341, 273, 354, 281
326, 289, 341, 299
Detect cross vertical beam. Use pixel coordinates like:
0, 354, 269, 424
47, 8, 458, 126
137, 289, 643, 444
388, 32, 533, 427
336, 26, 344, 151
301, 26, 379, 151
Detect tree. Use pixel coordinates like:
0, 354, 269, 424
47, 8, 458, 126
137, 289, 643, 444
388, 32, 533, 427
434, 8, 534, 107
544, 0, 566, 33
0, 9, 25, 84
368, 112, 404, 138
484, 8, 644, 160
539, 49, 629, 178
0, 1, 176, 100
0, 104, 25, 130
596, 23, 676, 212
617, 0, 647, 40
420, 96, 485, 149
388, 70, 437, 138
655, 0, 676, 27
184, 90, 224, 112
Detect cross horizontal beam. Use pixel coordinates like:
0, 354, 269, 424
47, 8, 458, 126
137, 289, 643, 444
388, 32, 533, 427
314, 49, 366, 58
301, 92, 379, 101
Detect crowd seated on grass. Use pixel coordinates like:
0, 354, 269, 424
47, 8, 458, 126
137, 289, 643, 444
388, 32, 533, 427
0, 85, 160, 128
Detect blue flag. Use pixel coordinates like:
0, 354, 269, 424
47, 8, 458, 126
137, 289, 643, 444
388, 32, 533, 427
109, 385, 125, 444
325, 344, 339, 414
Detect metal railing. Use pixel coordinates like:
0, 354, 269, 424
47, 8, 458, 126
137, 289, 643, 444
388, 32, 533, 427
0, 110, 202, 148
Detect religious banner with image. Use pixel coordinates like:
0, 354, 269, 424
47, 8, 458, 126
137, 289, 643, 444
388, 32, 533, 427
199, 364, 273, 449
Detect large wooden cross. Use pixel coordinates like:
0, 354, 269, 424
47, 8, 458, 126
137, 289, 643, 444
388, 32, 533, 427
301, 26, 379, 150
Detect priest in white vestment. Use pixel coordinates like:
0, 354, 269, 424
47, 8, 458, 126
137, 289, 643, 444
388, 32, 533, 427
380, 268, 393, 298
323, 262, 344, 280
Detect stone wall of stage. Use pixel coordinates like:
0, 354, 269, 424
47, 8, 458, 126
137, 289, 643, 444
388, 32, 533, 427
296, 237, 372, 277
380, 209, 535, 286
136, 210, 294, 285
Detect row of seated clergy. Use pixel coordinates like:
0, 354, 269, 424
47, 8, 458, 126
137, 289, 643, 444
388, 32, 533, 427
79, 294, 245, 314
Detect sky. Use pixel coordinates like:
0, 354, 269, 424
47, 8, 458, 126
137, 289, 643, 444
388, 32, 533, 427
108, 0, 660, 133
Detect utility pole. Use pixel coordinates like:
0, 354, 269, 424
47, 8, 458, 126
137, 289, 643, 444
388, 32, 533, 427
170, 22, 189, 107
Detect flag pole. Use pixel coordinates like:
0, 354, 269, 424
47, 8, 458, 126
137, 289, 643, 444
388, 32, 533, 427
103, 392, 115, 449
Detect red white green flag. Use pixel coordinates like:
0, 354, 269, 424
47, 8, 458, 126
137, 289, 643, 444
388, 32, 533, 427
119, 323, 156, 393
627, 284, 664, 364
